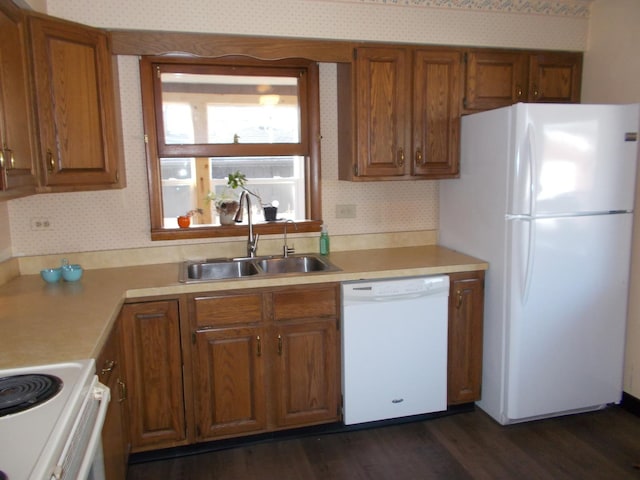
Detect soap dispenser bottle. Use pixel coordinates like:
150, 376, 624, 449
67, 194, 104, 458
319, 225, 330, 256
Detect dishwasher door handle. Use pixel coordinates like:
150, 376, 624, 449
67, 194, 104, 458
344, 291, 444, 303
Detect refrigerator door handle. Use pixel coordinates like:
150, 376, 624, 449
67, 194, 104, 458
520, 217, 536, 305
526, 124, 537, 217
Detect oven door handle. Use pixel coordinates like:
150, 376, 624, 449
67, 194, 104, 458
76, 382, 110, 480
53, 380, 111, 480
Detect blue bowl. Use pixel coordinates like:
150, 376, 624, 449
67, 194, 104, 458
62, 265, 83, 282
41, 268, 62, 283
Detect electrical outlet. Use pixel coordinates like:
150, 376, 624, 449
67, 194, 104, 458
30, 218, 53, 231
336, 204, 357, 219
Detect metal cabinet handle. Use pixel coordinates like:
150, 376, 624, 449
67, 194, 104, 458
47, 148, 56, 172
456, 290, 463, 309
398, 148, 405, 167
134, 313, 165, 319
533, 86, 540, 99
0, 150, 4, 168
5, 149, 14, 168
256, 335, 262, 357
101, 359, 116, 375
117, 378, 127, 402
415, 148, 423, 165
278, 334, 283, 355
516, 86, 523, 98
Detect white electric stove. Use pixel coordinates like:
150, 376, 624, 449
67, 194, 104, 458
0, 359, 110, 480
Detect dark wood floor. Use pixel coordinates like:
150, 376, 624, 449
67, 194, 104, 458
126, 406, 640, 480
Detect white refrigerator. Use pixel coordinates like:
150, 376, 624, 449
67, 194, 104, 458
440, 103, 640, 425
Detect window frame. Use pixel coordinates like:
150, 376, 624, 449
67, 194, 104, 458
139, 55, 322, 241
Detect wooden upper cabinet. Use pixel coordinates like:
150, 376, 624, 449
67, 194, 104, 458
529, 51, 582, 103
463, 51, 528, 111
338, 46, 461, 181
0, 3, 37, 197
412, 49, 461, 178
340, 46, 411, 178
27, 14, 125, 191
464, 49, 583, 112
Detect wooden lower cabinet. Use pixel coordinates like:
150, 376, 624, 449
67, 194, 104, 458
120, 300, 188, 452
447, 271, 485, 405
119, 275, 485, 453
271, 285, 340, 428
272, 319, 339, 428
193, 325, 268, 440
190, 283, 340, 442
97, 317, 128, 480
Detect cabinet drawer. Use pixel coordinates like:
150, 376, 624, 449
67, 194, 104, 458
194, 293, 263, 327
272, 285, 338, 321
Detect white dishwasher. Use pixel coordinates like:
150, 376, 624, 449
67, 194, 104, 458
341, 275, 449, 425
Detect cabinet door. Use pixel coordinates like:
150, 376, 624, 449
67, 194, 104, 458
271, 284, 340, 427
464, 51, 527, 111
121, 300, 187, 452
0, 4, 37, 196
528, 52, 582, 103
447, 271, 485, 405
28, 15, 123, 189
192, 326, 267, 441
352, 47, 411, 177
272, 319, 339, 428
412, 49, 462, 178
97, 318, 128, 480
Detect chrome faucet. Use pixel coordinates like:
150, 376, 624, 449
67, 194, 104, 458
234, 190, 259, 257
283, 220, 298, 258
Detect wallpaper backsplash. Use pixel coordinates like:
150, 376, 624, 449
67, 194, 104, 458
7, 0, 589, 257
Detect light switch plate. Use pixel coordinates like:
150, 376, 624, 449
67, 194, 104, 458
336, 204, 356, 218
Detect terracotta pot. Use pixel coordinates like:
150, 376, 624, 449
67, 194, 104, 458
177, 215, 191, 228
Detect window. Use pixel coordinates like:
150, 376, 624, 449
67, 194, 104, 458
139, 56, 322, 240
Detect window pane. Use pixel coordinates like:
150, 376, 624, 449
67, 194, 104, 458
208, 104, 299, 144
160, 73, 300, 145
160, 158, 193, 180
159, 155, 305, 227
162, 103, 195, 144
160, 158, 197, 226
209, 156, 305, 221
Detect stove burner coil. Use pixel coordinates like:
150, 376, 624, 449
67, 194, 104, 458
0, 374, 63, 417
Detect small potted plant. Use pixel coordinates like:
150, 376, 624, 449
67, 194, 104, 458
206, 171, 251, 225
177, 209, 203, 228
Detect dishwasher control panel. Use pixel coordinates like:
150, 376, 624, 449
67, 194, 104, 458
342, 275, 449, 300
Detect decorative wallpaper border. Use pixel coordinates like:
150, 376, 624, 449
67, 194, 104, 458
314, 0, 592, 18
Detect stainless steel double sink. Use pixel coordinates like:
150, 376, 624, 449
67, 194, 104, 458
179, 253, 341, 283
